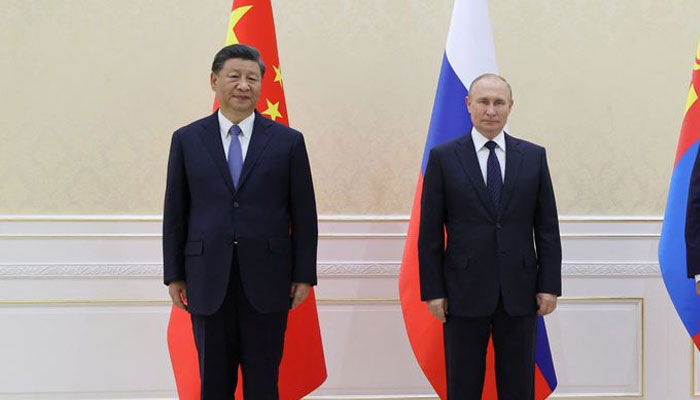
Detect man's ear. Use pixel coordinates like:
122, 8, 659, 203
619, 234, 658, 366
210, 72, 218, 91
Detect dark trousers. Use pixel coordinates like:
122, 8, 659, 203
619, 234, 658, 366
443, 299, 537, 400
191, 251, 288, 400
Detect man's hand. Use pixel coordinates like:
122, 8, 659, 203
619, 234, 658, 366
290, 282, 311, 310
168, 281, 188, 311
427, 298, 448, 323
696, 280, 700, 296
536, 293, 557, 316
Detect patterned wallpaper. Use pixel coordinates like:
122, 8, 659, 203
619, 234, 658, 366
0, 0, 698, 215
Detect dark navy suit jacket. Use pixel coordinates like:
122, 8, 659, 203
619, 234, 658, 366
163, 111, 317, 315
687, 151, 700, 277
418, 133, 562, 317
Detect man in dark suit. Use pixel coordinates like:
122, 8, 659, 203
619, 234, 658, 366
418, 73, 562, 400
163, 44, 318, 400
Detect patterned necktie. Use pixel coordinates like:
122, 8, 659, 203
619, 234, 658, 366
227, 125, 243, 189
484, 141, 502, 209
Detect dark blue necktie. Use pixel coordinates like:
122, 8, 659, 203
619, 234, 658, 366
227, 125, 243, 189
484, 141, 502, 209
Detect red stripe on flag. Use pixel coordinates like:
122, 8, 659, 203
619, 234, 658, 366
675, 69, 700, 166
277, 289, 327, 399
534, 365, 554, 399
399, 174, 448, 399
481, 339, 497, 399
693, 331, 700, 350
167, 306, 200, 399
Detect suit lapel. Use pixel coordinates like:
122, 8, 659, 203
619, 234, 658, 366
198, 112, 236, 194
499, 133, 522, 216
237, 111, 273, 191
455, 134, 497, 217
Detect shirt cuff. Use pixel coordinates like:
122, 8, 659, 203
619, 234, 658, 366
696, 274, 700, 282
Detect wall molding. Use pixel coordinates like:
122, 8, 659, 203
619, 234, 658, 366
0, 214, 664, 222
0, 262, 661, 278
0, 263, 163, 278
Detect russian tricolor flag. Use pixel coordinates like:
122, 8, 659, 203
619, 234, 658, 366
398, 1, 557, 398
659, 37, 700, 349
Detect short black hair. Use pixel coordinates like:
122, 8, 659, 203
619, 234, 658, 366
211, 44, 266, 77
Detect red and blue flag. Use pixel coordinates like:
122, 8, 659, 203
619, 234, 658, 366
659, 38, 700, 349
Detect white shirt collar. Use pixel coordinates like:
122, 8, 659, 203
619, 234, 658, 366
218, 110, 255, 139
471, 127, 506, 152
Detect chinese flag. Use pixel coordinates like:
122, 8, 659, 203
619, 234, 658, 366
166, 1, 327, 398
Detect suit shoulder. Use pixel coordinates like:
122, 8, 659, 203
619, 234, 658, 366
260, 113, 301, 134
172, 114, 216, 138
258, 114, 304, 142
430, 134, 468, 156
509, 135, 546, 154
270, 120, 303, 137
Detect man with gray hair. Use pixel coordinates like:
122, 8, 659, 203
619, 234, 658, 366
419, 73, 562, 399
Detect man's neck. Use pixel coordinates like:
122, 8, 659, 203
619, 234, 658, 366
220, 108, 254, 125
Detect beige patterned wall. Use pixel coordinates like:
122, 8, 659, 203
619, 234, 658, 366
1, 0, 698, 216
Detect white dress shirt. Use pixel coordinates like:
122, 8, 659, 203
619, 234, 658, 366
218, 110, 255, 162
471, 127, 506, 184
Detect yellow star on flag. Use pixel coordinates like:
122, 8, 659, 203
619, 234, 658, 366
273, 65, 283, 87
226, 5, 253, 45
262, 99, 283, 121
686, 84, 698, 116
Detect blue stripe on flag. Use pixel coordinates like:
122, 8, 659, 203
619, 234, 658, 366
421, 53, 473, 175
535, 316, 557, 388
660, 141, 700, 337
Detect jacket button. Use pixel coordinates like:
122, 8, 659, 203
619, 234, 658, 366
496, 223, 502, 229
233, 202, 240, 208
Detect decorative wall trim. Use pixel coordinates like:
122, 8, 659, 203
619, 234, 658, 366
0, 263, 661, 278
0, 214, 665, 222
318, 263, 401, 276
0, 298, 169, 305
562, 263, 660, 276
691, 341, 698, 398
0, 264, 163, 278
552, 297, 645, 398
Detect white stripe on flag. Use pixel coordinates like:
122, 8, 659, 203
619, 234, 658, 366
445, 0, 499, 89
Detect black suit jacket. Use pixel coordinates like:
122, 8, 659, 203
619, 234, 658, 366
686, 151, 700, 277
418, 133, 561, 317
163, 111, 318, 315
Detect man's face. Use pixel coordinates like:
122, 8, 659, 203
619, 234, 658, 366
210, 58, 262, 117
466, 77, 513, 139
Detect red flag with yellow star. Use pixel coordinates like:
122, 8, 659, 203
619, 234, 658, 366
166, 1, 327, 398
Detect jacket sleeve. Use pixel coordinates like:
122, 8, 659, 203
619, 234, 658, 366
533, 148, 562, 296
162, 131, 190, 285
687, 151, 700, 277
288, 132, 319, 285
418, 149, 447, 301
